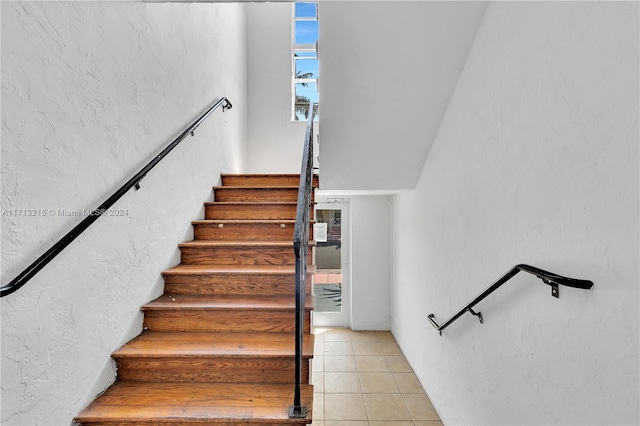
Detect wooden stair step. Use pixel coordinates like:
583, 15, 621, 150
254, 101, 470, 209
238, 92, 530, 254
205, 202, 314, 221
78, 173, 318, 425
193, 220, 314, 241
142, 294, 314, 310
75, 382, 314, 425
114, 331, 314, 383
142, 295, 313, 333
115, 331, 314, 357
162, 264, 315, 296
179, 241, 314, 266
213, 186, 307, 203
222, 173, 319, 188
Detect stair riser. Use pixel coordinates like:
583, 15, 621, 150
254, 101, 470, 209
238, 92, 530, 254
222, 174, 319, 187
77, 173, 318, 425
180, 246, 313, 266
116, 357, 310, 384
143, 310, 311, 333
86, 422, 308, 426
163, 273, 314, 296
205, 204, 314, 221
214, 188, 308, 203
194, 223, 313, 241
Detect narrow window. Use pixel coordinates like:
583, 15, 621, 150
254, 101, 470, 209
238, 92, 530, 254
293, 2, 318, 121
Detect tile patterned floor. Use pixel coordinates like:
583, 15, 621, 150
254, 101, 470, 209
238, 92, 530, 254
311, 328, 443, 426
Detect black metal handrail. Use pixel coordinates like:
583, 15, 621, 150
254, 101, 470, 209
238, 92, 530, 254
0, 97, 232, 298
289, 102, 317, 419
428, 264, 594, 335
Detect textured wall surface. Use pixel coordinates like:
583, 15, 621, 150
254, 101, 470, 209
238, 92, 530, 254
319, 1, 488, 190
350, 195, 391, 331
391, 2, 639, 425
1, 2, 247, 424
245, 2, 309, 174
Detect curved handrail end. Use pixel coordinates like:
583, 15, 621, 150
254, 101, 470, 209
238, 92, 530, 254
427, 314, 443, 336
516, 264, 594, 290
0, 282, 20, 298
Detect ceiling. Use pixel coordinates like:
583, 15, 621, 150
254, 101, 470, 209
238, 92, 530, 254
318, 1, 489, 191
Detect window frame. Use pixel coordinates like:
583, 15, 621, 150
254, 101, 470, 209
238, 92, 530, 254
292, 2, 319, 121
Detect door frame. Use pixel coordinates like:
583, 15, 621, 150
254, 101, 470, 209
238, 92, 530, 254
312, 199, 350, 328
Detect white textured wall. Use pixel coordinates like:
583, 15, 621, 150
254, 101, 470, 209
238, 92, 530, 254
351, 195, 391, 330
1, 2, 247, 424
319, 1, 488, 191
245, 2, 308, 174
392, 2, 639, 425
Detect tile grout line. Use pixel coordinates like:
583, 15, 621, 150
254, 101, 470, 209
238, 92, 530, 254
312, 328, 442, 425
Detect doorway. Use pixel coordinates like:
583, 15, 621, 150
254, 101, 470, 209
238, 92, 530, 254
312, 200, 349, 327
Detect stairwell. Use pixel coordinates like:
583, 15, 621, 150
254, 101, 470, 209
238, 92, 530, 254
75, 174, 317, 425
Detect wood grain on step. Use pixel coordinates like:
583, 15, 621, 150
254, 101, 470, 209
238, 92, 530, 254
162, 265, 316, 276
205, 202, 315, 221
114, 332, 314, 383
114, 331, 314, 357
221, 173, 319, 188
162, 265, 314, 296
178, 241, 314, 266
143, 310, 311, 333
75, 382, 313, 424
213, 187, 307, 203
84, 422, 308, 426
142, 294, 314, 311
76, 173, 318, 425
193, 220, 314, 241
86, 423, 309, 426
116, 357, 309, 384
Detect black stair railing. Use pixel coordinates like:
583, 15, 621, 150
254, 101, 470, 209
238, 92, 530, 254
0, 97, 232, 298
290, 102, 317, 419
428, 264, 594, 335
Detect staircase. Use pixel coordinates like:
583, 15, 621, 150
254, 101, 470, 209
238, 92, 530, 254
75, 174, 317, 425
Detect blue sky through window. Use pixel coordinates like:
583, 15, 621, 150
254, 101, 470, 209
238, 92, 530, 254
294, 2, 319, 120
295, 3, 317, 18
295, 59, 318, 77
295, 21, 318, 45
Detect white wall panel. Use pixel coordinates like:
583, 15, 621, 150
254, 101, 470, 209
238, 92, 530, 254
1, 3, 247, 424
391, 2, 639, 424
319, 1, 488, 190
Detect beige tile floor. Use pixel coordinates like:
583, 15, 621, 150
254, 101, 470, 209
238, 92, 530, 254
310, 328, 443, 426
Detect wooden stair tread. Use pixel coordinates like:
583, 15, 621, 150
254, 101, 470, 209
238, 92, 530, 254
221, 173, 305, 177
221, 174, 318, 183
205, 201, 299, 205
114, 331, 314, 358
79, 173, 317, 424
214, 186, 299, 190
192, 219, 315, 224
143, 294, 314, 310
179, 240, 316, 248
75, 382, 313, 423
221, 174, 313, 177
163, 264, 316, 275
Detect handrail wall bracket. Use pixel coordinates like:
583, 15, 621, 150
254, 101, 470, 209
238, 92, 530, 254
427, 264, 593, 335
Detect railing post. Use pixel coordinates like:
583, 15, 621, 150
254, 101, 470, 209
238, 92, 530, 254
289, 241, 307, 418
290, 103, 317, 419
